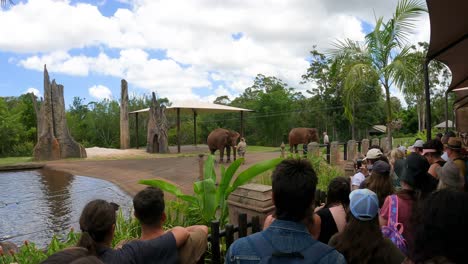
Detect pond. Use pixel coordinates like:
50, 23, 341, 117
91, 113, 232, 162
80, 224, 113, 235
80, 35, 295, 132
0, 169, 132, 248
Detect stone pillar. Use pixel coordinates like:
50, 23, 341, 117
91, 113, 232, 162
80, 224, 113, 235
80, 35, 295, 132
380, 137, 390, 153
330, 141, 339, 165
307, 142, 320, 158
280, 142, 285, 158
344, 160, 355, 178
33, 65, 86, 161
361, 139, 370, 155
372, 138, 380, 147
227, 184, 275, 228
120, 79, 130, 149
347, 140, 357, 161
147, 92, 169, 153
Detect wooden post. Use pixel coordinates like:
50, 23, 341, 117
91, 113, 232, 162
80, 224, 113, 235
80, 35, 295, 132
225, 224, 234, 250
135, 112, 139, 149
193, 110, 197, 146
251, 216, 261, 233
344, 142, 348, 160
198, 154, 204, 180
238, 213, 248, 238
326, 144, 331, 164
211, 221, 221, 264
358, 141, 362, 153
240, 111, 244, 138
177, 108, 181, 153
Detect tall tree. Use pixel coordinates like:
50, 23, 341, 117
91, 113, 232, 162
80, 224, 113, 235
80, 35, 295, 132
332, 0, 426, 147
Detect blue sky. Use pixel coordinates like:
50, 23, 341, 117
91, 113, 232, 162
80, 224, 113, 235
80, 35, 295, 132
0, 0, 429, 107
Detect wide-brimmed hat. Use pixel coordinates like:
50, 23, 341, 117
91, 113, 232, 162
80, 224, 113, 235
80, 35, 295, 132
446, 137, 462, 150
399, 153, 430, 188
436, 160, 463, 190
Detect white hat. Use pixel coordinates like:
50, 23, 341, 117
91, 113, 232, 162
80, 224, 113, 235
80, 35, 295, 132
363, 148, 383, 161
412, 140, 424, 148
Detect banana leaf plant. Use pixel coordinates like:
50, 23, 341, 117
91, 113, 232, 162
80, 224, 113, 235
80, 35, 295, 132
139, 155, 282, 225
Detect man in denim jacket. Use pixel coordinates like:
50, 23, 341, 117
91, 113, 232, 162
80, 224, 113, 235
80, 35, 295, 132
225, 159, 346, 263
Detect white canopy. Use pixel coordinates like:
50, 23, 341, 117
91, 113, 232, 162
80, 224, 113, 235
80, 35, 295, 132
434, 120, 454, 129
129, 101, 253, 114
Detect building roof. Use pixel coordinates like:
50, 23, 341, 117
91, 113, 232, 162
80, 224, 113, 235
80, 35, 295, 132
129, 101, 253, 114
371, 125, 387, 133
426, 0, 468, 132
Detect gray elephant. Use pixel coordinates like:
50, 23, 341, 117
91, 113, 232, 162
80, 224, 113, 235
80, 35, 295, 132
207, 128, 240, 162
288, 127, 319, 153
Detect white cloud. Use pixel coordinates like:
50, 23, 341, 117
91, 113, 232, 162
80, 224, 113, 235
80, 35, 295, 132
23, 87, 41, 97
89, 85, 113, 100
4, 0, 430, 101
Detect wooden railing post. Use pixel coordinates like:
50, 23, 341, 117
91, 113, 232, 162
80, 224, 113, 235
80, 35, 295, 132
211, 221, 221, 264
326, 144, 331, 164
343, 142, 348, 160
358, 141, 362, 153
225, 224, 235, 250
251, 216, 261, 233
238, 213, 248, 238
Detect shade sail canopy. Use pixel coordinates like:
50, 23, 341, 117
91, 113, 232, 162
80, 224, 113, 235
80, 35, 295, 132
129, 101, 253, 114
434, 120, 454, 129
426, 0, 468, 132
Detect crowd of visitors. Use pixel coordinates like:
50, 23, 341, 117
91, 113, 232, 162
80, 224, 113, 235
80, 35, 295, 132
36, 133, 467, 264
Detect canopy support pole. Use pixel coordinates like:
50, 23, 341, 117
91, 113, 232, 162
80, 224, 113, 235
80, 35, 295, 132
445, 91, 449, 133
240, 111, 244, 138
424, 61, 432, 142
177, 108, 181, 153
135, 112, 139, 149
193, 110, 197, 146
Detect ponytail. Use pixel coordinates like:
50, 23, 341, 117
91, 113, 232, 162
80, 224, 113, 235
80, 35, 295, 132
77, 231, 98, 256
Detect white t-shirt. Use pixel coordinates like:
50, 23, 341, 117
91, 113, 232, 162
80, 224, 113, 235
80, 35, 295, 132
441, 151, 448, 161
324, 135, 329, 144
352, 171, 366, 187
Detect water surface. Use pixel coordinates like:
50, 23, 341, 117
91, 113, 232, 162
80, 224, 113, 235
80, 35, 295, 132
0, 169, 131, 248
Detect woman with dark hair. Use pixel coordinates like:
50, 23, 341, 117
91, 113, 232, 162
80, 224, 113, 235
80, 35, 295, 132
329, 189, 404, 264
77, 199, 188, 263
412, 190, 468, 263
364, 160, 394, 207
313, 177, 350, 243
422, 139, 445, 179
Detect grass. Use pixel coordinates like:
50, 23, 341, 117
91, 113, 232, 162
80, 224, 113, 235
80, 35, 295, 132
247, 145, 280, 153
0, 156, 33, 165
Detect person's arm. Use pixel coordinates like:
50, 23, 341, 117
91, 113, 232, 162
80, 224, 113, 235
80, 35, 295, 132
178, 225, 209, 264
169, 226, 190, 248
263, 214, 275, 229
186, 225, 208, 235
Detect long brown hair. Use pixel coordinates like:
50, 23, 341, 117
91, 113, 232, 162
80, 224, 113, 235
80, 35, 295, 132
367, 171, 394, 207
333, 215, 389, 264
77, 200, 118, 255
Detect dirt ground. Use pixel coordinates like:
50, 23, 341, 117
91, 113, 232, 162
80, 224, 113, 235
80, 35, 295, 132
46, 146, 280, 196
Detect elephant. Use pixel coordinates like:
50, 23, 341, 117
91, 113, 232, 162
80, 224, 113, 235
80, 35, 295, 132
288, 127, 319, 153
207, 128, 240, 163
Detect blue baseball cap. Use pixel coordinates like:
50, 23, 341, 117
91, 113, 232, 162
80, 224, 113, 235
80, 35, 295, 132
349, 189, 379, 221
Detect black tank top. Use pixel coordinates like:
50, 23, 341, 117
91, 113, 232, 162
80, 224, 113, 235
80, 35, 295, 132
316, 208, 339, 244
436, 160, 446, 167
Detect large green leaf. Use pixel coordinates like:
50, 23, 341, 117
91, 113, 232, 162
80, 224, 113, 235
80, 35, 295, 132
194, 178, 218, 223
204, 155, 216, 182
216, 158, 243, 224
227, 158, 283, 195
139, 179, 197, 204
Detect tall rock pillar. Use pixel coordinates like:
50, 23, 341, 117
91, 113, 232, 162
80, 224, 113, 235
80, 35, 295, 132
120, 79, 130, 149
32, 65, 87, 160
147, 92, 169, 153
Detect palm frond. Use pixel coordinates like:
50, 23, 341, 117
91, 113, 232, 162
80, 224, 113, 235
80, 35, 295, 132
342, 63, 376, 122
392, 0, 427, 44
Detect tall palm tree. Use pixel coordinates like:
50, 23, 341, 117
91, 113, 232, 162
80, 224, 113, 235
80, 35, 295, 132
332, 0, 426, 148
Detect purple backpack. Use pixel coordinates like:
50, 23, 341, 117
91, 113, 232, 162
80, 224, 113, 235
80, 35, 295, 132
381, 195, 408, 254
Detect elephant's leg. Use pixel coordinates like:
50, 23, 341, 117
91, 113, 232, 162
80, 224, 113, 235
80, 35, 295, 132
220, 147, 224, 163
226, 146, 231, 162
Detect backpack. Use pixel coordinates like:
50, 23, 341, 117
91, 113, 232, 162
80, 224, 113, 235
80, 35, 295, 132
381, 195, 408, 254
246, 232, 334, 264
